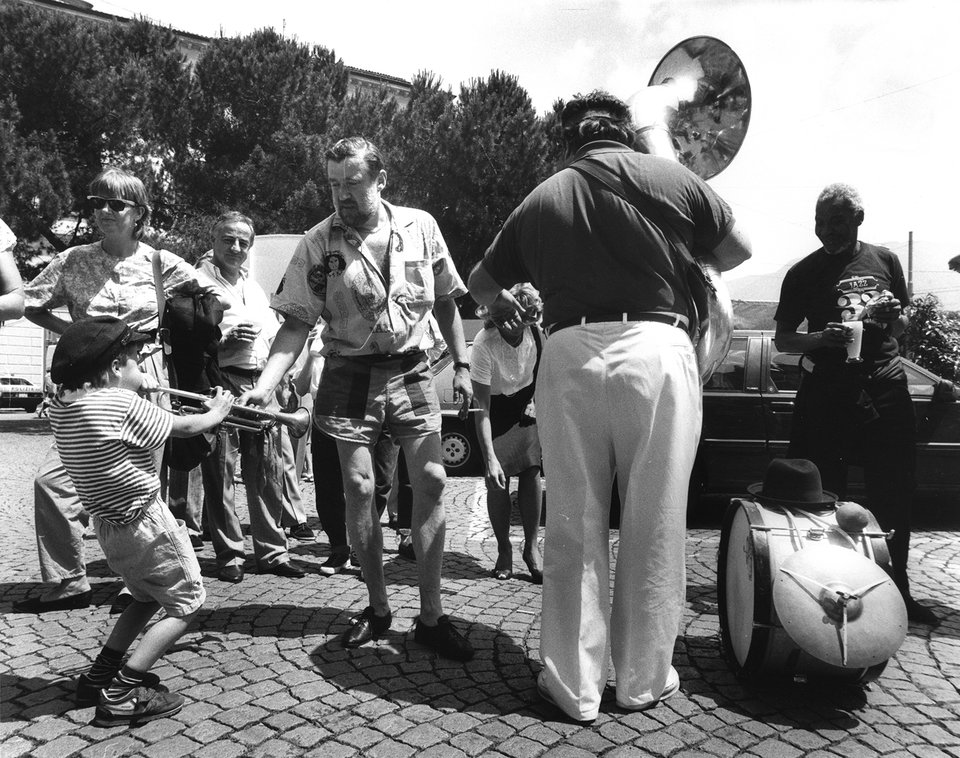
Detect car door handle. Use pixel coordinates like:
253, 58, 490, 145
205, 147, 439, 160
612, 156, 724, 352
768, 402, 794, 412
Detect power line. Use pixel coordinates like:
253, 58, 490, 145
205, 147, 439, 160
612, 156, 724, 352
798, 68, 960, 124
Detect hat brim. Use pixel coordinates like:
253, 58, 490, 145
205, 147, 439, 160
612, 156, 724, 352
126, 330, 153, 346
746, 482, 838, 508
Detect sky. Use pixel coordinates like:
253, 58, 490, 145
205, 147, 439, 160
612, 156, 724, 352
92, 0, 960, 306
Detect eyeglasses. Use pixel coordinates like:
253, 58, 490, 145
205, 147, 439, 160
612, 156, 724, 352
87, 196, 138, 213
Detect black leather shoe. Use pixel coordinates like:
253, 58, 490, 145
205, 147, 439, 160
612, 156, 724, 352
263, 562, 306, 579
217, 565, 244, 584
397, 535, 416, 561
109, 592, 135, 615
12, 589, 92, 614
342, 606, 392, 649
414, 615, 474, 661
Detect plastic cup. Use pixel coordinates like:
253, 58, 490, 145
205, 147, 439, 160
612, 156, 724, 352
845, 320, 863, 363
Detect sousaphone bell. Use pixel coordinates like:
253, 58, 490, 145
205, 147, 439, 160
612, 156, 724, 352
627, 36, 750, 382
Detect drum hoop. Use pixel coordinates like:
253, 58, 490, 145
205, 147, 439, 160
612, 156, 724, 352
720, 498, 896, 682
718, 498, 775, 678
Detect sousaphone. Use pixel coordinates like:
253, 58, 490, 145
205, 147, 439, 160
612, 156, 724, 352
628, 36, 751, 382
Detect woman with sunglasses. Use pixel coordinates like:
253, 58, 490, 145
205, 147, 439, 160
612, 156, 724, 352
16, 167, 214, 614
471, 283, 545, 584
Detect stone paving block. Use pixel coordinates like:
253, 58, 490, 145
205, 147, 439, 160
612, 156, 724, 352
597, 721, 642, 745
299, 741, 359, 758
918, 723, 960, 746
253, 691, 300, 712
234, 722, 279, 748
30, 734, 90, 758
447, 731, 494, 755
538, 746, 599, 758
745, 738, 807, 757
19, 716, 79, 742
78, 734, 146, 757
398, 722, 451, 748
364, 738, 419, 758
184, 717, 235, 744
518, 722, 565, 747
564, 728, 616, 753
191, 740, 250, 758
247, 737, 304, 757
283, 724, 333, 748
697, 735, 745, 757
0, 736, 35, 758
634, 729, 689, 756
502, 734, 554, 757
141, 734, 205, 757
216, 704, 272, 728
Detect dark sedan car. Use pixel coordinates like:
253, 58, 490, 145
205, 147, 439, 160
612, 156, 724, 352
0, 376, 43, 413
694, 330, 960, 504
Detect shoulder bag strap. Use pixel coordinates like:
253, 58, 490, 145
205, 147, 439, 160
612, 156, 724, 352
569, 158, 695, 267
530, 324, 543, 385
151, 250, 179, 388
569, 158, 704, 332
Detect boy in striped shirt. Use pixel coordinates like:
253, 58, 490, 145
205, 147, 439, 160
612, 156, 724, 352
47, 316, 233, 727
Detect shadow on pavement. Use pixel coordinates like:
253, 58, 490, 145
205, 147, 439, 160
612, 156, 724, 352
308, 618, 540, 720
0, 674, 86, 722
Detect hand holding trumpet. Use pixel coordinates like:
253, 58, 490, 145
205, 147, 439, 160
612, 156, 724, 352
147, 386, 311, 438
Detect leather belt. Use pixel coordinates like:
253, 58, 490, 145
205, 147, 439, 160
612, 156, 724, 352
545, 311, 689, 337
221, 366, 261, 378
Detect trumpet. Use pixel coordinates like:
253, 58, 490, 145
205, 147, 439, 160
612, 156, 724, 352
147, 387, 311, 438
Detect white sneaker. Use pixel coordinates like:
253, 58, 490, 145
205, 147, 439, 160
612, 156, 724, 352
617, 666, 680, 711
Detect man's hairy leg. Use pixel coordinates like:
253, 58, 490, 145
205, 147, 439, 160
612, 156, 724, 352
401, 434, 446, 624
339, 441, 390, 616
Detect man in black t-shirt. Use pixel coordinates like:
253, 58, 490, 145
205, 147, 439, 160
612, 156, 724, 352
774, 182, 938, 625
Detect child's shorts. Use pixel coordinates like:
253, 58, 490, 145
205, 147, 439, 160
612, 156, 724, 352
94, 497, 206, 617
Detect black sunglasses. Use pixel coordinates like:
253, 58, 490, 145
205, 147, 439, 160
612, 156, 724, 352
87, 195, 138, 213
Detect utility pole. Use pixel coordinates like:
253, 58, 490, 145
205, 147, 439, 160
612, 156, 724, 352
907, 231, 913, 299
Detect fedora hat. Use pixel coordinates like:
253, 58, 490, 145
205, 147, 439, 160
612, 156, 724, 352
747, 458, 837, 508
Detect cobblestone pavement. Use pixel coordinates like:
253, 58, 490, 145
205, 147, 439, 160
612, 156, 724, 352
1, 414, 959, 757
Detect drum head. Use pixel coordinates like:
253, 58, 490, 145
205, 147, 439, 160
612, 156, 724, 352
723, 504, 757, 666
773, 543, 907, 669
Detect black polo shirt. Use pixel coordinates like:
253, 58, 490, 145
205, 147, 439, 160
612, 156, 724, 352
481, 141, 734, 326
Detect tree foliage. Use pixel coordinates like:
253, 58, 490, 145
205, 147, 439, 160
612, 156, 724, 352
0, 2, 192, 245
904, 294, 960, 382
0, 4, 566, 287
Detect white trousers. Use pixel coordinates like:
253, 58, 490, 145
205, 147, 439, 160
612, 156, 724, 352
537, 321, 701, 720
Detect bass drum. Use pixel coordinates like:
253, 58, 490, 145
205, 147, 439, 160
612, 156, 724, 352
717, 497, 893, 683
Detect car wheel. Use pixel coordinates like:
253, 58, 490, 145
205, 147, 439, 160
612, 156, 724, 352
441, 429, 471, 467
23, 401, 40, 414
440, 421, 481, 476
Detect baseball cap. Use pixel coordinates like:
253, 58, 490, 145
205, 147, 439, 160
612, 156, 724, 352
50, 316, 152, 384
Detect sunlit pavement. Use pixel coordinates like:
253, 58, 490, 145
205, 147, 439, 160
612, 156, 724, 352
1, 412, 958, 757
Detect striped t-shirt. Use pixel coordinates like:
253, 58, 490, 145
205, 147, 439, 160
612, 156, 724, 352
48, 388, 173, 524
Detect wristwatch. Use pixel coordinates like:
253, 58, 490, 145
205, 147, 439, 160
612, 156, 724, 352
454, 361, 471, 371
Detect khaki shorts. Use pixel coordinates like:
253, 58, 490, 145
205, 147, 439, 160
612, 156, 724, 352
315, 352, 441, 445
94, 497, 206, 617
